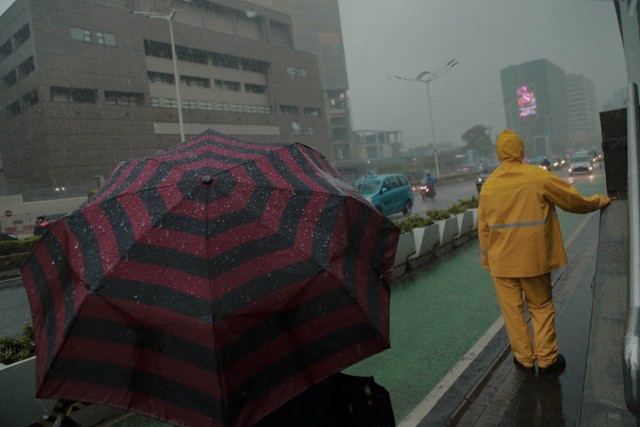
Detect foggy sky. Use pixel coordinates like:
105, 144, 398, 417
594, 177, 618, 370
337, 0, 628, 148
0, 0, 628, 149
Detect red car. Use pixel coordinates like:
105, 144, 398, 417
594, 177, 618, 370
33, 213, 67, 236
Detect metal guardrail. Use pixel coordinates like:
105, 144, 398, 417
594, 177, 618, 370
623, 82, 640, 413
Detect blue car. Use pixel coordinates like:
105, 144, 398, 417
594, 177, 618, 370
354, 173, 414, 217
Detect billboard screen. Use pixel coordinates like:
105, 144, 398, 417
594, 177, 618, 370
517, 84, 537, 118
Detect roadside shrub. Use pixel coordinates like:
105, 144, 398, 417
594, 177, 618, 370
425, 196, 479, 222
394, 215, 434, 234
0, 236, 39, 257
0, 323, 35, 365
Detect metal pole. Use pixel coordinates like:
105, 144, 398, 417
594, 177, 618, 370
425, 82, 439, 177
167, 14, 185, 142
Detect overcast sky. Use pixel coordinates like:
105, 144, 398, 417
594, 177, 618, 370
337, 0, 628, 148
0, 0, 628, 148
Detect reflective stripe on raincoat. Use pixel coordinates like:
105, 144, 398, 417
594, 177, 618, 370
478, 129, 604, 278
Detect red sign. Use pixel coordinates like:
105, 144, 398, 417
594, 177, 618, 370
4, 210, 12, 217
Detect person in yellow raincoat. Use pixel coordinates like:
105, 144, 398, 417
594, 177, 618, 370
478, 129, 611, 375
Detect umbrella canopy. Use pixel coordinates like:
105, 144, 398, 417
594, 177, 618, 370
21, 130, 399, 427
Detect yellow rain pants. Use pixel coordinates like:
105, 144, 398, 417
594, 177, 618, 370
493, 273, 557, 368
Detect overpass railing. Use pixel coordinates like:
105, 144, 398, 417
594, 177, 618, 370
623, 82, 640, 413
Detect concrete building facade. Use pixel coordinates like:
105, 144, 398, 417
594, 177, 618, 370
251, 0, 357, 176
0, 0, 329, 199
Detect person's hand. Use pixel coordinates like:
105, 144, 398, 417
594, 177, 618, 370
596, 194, 611, 208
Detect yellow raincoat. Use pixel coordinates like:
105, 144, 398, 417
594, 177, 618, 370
478, 129, 610, 369
478, 129, 608, 278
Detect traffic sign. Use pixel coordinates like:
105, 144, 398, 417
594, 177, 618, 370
4, 210, 12, 217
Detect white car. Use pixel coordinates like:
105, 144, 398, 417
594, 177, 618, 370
567, 154, 594, 175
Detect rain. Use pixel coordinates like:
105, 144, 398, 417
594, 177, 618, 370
0, 0, 633, 426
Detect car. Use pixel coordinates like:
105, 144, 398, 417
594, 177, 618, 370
549, 155, 566, 171
353, 173, 414, 217
567, 154, 594, 175
33, 213, 67, 236
476, 165, 498, 193
0, 232, 18, 241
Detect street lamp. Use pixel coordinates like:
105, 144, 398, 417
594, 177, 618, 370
132, 1, 192, 142
394, 59, 459, 178
537, 110, 559, 155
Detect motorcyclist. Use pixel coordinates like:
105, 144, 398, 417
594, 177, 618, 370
420, 172, 437, 199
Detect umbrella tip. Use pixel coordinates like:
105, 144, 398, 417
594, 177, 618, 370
201, 175, 213, 185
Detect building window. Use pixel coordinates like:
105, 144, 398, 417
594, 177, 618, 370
181, 75, 210, 88
280, 105, 299, 115
2, 69, 17, 88
297, 68, 307, 78
51, 87, 97, 103
17, 56, 35, 79
22, 88, 39, 106
13, 24, 31, 48
71, 27, 92, 43
303, 107, 321, 117
259, 105, 271, 114
105, 91, 143, 106
163, 98, 178, 108
0, 39, 13, 62
151, 97, 160, 107
303, 127, 315, 136
231, 103, 243, 112
200, 101, 213, 110
286, 66, 296, 78
217, 103, 229, 111
214, 79, 240, 91
183, 99, 197, 109
245, 83, 266, 94
176, 46, 207, 64
211, 52, 240, 69
6, 100, 21, 117
144, 40, 172, 59
148, 71, 174, 84
246, 105, 258, 113
241, 58, 269, 74
96, 31, 116, 47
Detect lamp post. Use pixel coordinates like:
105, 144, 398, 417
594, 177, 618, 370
394, 59, 459, 178
132, 1, 192, 142
537, 110, 559, 155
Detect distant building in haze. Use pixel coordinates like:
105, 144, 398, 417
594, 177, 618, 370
566, 73, 601, 151
500, 59, 570, 158
252, 0, 360, 178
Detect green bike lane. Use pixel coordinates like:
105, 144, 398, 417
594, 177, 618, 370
344, 171, 608, 424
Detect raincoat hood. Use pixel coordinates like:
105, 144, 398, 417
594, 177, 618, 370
496, 129, 524, 163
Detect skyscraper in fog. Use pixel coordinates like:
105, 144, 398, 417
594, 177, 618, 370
566, 73, 601, 150
500, 59, 570, 157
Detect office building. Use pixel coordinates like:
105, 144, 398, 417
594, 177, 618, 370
251, 0, 356, 175
0, 0, 329, 198
566, 73, 601, 150
500, 59, 570, 157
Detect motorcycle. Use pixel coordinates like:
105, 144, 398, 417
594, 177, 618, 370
421, 181, 437, 200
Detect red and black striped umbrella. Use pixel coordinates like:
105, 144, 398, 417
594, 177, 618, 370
21, 130, 400, 427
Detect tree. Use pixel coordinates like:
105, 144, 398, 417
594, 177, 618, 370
461, 125, 494, 160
